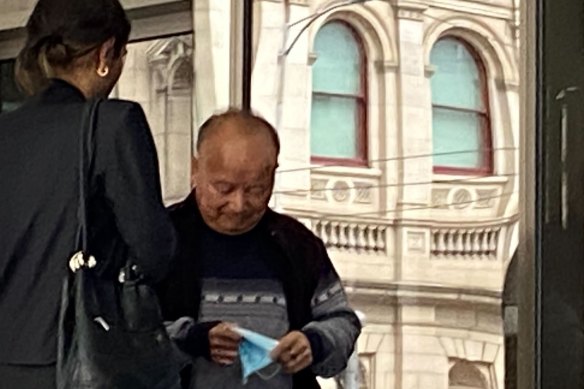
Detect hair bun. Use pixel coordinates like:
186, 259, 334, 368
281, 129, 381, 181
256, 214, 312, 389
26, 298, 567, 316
44, 34, 63, 47
33, 33, 63, 50
38, 34, 70, 65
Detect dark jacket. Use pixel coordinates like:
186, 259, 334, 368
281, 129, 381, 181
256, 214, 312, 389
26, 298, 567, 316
157, 191, 362, 389
0, 79, 177, 364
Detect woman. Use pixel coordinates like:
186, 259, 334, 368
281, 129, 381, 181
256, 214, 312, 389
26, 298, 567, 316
0, 0, 177, 387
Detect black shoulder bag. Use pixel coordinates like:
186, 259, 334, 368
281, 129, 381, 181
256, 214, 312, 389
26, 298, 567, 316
56, 99, 181, 389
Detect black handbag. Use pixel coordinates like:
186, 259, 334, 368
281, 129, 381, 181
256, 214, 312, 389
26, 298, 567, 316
56, 99, 181, 389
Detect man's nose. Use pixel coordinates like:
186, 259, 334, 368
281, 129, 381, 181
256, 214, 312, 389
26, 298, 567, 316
229, 191, 246, 212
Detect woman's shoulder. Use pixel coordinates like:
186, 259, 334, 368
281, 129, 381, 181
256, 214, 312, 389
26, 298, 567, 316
97, 99, 149, 131
99, 98, 145, 118
94, 99, 153, 147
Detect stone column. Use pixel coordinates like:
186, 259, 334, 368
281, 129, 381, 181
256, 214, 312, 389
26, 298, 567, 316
192, 0, 234, 128
252, 1, 312, 208
394, 3, 432, 212
393, 5, 433, 389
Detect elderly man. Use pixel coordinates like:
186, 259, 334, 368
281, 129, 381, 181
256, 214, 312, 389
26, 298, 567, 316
157, 109, 361, 389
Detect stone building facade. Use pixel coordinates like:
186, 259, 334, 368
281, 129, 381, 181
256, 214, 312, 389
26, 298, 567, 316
0, 1, 520, 388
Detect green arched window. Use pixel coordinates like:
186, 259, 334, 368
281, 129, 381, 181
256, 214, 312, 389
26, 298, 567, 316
310, 22, 367, 165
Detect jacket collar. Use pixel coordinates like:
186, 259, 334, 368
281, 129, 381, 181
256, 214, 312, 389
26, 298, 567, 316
37, 78, 87, 104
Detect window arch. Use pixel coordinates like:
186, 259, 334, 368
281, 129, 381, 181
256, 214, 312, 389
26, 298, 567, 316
310, 21, 367, 166
449, 361, 489, 389
430, 37, 492, 174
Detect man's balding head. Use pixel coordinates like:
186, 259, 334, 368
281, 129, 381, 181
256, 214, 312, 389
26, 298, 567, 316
196, 109, 280, 157
192, 109, 279, 235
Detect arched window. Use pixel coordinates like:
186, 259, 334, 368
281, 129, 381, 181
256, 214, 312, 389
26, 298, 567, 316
449, 361, 489, 389
310, 21, 367, 166
430, 37, 492, 174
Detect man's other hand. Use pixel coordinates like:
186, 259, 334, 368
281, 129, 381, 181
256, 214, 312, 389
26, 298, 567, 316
271, 331, 313, 374
208, 322, 241, 365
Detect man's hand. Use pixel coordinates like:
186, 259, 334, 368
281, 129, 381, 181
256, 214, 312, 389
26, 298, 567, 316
208, 322, 241, 366
271, 331, 313, 374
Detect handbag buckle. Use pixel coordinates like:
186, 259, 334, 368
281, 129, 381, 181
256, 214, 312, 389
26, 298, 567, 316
118, 265, 139, 283
69, 251, 97, 272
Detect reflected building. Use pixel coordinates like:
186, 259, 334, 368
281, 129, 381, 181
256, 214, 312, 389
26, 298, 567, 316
0, 1, 520, 388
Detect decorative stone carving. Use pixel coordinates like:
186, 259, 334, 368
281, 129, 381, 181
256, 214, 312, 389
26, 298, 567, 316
171, 59, 193, 90
407, 231, 426, 253
332, 181, 351, 202
475, 189, 498, 209
431, 189, 449, 209
354, 182, 373, 204
395, 4, 427, 21
451, 188, 473, 210
310, 179, 327, 200
147, 37, 193, 92
374, 60, 399, 73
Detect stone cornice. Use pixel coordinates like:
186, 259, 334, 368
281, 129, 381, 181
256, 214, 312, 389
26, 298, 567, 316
258, 0, 309, 5
344, 281, 502, 307
375, 59, 400, 72
393, 2, 429, 21
425, 0, 513, 21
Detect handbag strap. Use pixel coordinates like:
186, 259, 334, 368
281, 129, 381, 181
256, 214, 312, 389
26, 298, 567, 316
75, 98, 102, 255
70, 98, 140, 280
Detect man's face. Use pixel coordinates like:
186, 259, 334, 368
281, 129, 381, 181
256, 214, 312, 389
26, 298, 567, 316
194, 123, 277, 235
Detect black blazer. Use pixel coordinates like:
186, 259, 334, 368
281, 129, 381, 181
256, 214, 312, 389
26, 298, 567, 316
0, 79, 177, 364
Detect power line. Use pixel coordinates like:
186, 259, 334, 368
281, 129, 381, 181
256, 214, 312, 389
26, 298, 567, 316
272, 172, 518, 196
276, 147, 518, 174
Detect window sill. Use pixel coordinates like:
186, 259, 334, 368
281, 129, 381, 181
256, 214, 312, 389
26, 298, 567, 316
433, 173, 509, 185
310, 164, 382, 179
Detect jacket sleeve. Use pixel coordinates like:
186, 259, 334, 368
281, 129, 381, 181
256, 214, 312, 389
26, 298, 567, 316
165, 317, 220, 360
301, 240, 362, 378
95, 101, 177, 282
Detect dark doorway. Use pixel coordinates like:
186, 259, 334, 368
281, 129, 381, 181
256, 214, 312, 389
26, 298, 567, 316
539, 1, 584, 387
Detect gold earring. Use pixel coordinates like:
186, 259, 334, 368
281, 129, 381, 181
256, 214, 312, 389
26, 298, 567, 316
97, 66, 109, 77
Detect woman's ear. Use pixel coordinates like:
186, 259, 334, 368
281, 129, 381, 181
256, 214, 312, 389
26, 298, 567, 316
96, 37, 116, 76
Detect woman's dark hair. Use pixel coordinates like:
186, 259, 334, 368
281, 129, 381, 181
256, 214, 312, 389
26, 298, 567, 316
15, 0, 131, 95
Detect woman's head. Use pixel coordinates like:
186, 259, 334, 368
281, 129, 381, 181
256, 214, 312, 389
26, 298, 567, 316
16, 0, 131, 98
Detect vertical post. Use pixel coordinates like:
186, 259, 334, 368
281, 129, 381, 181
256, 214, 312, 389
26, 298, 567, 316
343, 310, 366, 389
272, 0, 290, 212
343, 351, 360, 389
275, 0, 290, 134
242, 0, 253, 111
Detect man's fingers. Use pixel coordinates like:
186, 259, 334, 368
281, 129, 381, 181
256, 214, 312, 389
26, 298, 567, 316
271, 331, 302, 359
212, 356, 238, 366
271, 337, 293, 359
283, 349, 313, 374
211, 348, 239, 366
209, 323, 242, 342
211, 348, 238, 359
209, 336, 240, 350
272, 331, 313, 374
208, 322, 241, 366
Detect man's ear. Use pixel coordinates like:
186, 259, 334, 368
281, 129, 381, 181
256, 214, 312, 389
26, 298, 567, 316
191, 157, 199, 189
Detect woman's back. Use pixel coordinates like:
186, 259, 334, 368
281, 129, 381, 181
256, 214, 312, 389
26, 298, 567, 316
0, 79, 177, 365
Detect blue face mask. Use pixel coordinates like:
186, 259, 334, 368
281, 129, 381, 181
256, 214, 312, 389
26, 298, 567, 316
233, 327, 281, 384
